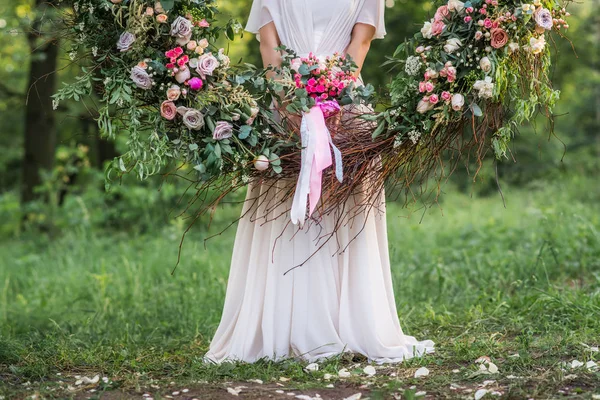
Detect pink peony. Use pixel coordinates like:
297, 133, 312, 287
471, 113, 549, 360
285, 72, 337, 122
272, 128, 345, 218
316, 99, 341, 118
187, 77, 203, 90
160, 101, 177, 120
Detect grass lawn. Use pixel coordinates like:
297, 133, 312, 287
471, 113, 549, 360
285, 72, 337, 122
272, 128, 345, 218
1, 176, 599, 399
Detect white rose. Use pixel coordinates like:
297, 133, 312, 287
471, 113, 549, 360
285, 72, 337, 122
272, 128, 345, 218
479, 56, 492, 73
451, 93, 465, 111
443, 38, 462, 53
529, 36, 546, 54
421, 20, 433, 39
416, 98, 435, 114
174, 66, 191, 84
473, 76, 495, 99
447, 0, 465, 12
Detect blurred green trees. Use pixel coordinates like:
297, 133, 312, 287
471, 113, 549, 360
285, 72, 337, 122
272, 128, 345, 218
0, 0, 597, 234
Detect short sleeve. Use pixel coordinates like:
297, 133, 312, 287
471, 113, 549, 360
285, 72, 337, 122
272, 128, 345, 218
245, 0, 275, 41
356, 0, 386, 40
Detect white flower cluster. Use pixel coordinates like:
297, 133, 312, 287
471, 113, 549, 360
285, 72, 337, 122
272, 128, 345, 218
405, 56, 421, 76
408, 130, 421, 145
393, 135, 403, 149
473, 76, 495, 99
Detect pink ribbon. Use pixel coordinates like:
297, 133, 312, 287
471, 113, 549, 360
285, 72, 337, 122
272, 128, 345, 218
290, 106, 343, 226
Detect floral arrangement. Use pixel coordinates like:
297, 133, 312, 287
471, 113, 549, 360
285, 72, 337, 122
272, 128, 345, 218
377, 0, 571, 160
53, 0, 575, 233
54, 0, 289, 185
277, 51, 374, 118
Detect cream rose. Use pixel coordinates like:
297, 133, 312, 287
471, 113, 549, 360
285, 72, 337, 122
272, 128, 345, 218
479, 56, 492, 73
416, 98, 435, 114
443, 38, 462, 53
451, 93, 465, 111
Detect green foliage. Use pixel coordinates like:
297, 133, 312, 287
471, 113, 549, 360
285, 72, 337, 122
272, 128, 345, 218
1, 176, 600, 397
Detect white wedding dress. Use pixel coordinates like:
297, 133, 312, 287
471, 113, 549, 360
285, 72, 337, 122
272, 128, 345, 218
205, 0, 435, 363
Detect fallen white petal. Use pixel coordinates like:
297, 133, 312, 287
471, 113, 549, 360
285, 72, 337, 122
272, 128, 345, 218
452, 369, 460, 373
586, 361, 598, 370
75, 380, 83, 386
564, 374, 578, 380
172, 391, 180, 396
591, 395, 600, 400
414, 367, 430, 378
475, 388, 488, 400
182, 389, 189, 393
280, 377, 291, 382
487, 362, 499, 374
295, 396, 314, 400
248, 379, 263, 384
363, 366, 376, 376
482, 380, 496, 386
276, 390, 285, 394
326, 384, 334, 388
571, 360, 584, 369
508, 353, 520, 358
475, 356, 491, 364
226, 387, 241, 396
323, 373, 333, 380
305, 363, 319, 372
491, 391, 503, 396
287, 393, 296, 396
338, 368, 351, 378
415, 391, 426, 397
343, 394, 362, 400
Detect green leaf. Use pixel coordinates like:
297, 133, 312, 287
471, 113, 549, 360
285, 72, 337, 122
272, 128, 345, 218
161, 0, 175, 11
238, 125, 252, 140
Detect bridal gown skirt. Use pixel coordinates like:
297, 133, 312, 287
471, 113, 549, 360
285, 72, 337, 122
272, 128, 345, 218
205, 176, 435, 364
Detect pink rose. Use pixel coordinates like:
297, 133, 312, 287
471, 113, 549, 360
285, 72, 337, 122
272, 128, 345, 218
431, 20, 446, 36
198, 19, 210, 28
490, 28, 508, 48
425, 81, 435, 92
475, 31, 484, 40
429, 94, 439, 104
187, 77, 203, 90
446, 66, 457, 82
434, 5, 449, 21
187, 40, 197, 51
212, 121, 233, 140
160, 101, 177, 120
441, 91, 452, 101
464, 16, 472, 23
484, 18, 493, 28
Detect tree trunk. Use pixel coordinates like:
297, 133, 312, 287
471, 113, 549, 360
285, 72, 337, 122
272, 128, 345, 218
21, 0, 59, 205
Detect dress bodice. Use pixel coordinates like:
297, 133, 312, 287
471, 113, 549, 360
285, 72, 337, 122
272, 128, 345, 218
246, 0, 386, 57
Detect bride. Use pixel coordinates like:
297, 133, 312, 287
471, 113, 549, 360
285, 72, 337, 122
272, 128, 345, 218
205, 0, 435, 363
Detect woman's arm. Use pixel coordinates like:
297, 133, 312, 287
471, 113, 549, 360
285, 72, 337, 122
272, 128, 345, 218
345, 23, 376, 77
259, 22, 282, 75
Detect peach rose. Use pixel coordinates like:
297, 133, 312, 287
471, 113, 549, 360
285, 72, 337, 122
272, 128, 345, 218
160, 101, 177, 120
166, 85, 181, 101
156, 14, 168, 23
